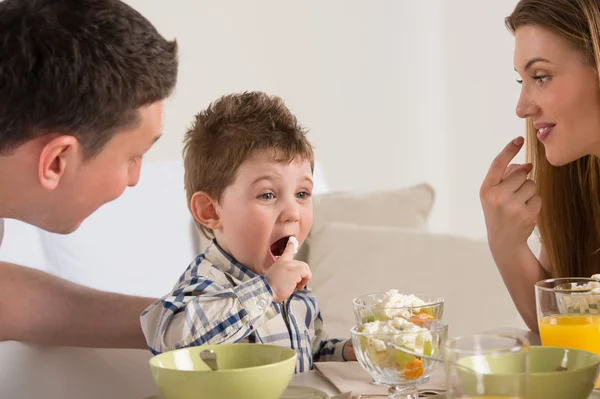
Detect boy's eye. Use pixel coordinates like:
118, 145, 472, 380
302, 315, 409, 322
259, 193, 275, 200
297, 191, 311, 199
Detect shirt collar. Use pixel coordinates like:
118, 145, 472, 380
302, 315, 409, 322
203, 240, 259, 282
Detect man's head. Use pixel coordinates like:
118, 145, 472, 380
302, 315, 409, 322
0, 0, 178, 233
183, 92, 315, 274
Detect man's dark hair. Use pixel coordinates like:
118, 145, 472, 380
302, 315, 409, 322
0, 0, 178, 157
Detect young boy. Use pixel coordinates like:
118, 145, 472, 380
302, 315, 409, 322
141, 91, 355, 372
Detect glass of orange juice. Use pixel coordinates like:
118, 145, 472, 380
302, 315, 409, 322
536, 277, 600, 388
445, 334, 529, 399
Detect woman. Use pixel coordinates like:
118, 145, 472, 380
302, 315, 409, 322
481, 0, 600, 332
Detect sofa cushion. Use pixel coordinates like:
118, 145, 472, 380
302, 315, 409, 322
295, 184, 435, 263
312, 183, 434, 230
307, 222, 525, 339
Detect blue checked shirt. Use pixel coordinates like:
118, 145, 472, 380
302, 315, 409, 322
141, 241, 348, 373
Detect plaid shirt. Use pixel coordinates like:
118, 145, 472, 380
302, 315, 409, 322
141, 241, 348, 373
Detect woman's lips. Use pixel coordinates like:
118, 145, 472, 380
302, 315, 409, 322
536, 124, 555, 142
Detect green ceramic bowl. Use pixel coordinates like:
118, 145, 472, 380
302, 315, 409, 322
456, 346, 600, 399
149, 344, 297, 399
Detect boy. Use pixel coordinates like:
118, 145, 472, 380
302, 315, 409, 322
141, 91, 355, 372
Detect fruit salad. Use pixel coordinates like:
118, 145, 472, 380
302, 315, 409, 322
359, 290, 440, 325
553, 277, 600, 314
355, 317, 434, 381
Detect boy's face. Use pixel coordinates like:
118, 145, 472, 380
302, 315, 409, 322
213, 151, 314, 275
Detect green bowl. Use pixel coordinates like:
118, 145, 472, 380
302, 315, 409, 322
456, 346, 600, 399
149, 344, 297, 399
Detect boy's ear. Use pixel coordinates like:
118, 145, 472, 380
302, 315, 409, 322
190, 192, 221, 230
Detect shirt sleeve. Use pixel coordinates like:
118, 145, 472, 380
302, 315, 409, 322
311, 310, 348, 362
141, 273, 278, 354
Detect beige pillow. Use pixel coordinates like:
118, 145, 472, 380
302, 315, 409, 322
307, 223, 524, 339
296, 184, 435, 262
312, 183, 434, 230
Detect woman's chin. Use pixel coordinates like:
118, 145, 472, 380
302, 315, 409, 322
544, 148, 577, 167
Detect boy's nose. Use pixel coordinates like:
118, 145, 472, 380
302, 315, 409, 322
280, 203, 300, 223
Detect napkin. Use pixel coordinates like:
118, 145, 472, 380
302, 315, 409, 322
314, 361, 446, 399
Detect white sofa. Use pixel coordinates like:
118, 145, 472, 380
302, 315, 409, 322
0, 160, 526, 399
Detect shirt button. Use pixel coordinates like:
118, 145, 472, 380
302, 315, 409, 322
258, 299, 267, 309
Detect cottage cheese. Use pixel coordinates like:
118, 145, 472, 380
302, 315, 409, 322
555, 276, 600, 314
288, 236, 299, 255
372, 290, 428, 319
571, 278, 600, 291
362, 318, 432, 353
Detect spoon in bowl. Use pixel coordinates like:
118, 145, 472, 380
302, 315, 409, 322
389, 343, 474, 373
199, 349, 218, 371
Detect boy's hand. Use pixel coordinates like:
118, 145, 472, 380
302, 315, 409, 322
266, 239, 312, 303
343, 340, 357, 361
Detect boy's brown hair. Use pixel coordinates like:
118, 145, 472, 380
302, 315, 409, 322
183, 91, 314, 238
0, 0, 178, 158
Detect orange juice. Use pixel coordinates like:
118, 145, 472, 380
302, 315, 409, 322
539, 314, 600, 386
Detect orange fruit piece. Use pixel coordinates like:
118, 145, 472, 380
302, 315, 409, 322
409, 313, 435, 327
402, 358, 424, 381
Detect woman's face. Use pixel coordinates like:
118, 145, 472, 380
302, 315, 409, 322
514, 25, 600, 166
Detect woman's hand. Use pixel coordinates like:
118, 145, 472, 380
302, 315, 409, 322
480, 137, 542, 256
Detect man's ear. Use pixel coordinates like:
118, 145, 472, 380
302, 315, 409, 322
38, 135, 80, 191
190, 191, 222, 230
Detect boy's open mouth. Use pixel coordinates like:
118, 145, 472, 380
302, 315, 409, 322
270, 236, 291, 258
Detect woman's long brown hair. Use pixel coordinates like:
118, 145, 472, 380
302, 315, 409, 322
507, 0, 600, 278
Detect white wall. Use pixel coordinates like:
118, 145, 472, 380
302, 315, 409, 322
128, 0, 524, 239
442, 0, 523, 238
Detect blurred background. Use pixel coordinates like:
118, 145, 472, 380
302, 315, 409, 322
129, 0, 524, 239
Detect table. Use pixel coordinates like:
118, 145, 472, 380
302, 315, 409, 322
290, 370, 340, 396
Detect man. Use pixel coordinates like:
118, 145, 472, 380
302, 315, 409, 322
0, 0, 178, 348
